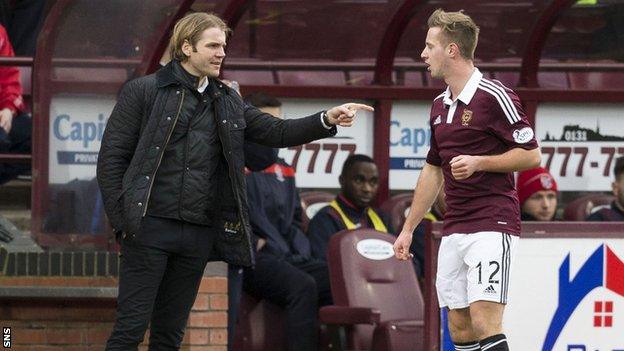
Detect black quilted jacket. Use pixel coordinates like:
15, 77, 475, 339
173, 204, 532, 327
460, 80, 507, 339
97, 61, 336, 266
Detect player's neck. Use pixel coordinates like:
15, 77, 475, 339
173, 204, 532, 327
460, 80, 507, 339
446, 62, 475, 101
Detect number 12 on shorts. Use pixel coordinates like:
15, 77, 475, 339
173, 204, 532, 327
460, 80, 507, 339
476, 261, 500, 284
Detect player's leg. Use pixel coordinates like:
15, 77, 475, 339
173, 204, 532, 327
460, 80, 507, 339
470, 301, 507, 349
447, 308, 480, 350
437, 234, 479, 349
464, 232, 519, 350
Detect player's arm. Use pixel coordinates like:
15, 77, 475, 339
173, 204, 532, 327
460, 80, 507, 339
394, 162, 443, 260
450, 147, 541, 180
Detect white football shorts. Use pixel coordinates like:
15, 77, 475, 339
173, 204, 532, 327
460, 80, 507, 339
436, 231, 519, 309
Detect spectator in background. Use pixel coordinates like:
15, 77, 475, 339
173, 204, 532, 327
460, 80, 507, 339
308, 154, 426, 278
587, 156, 624, 221
517, 167, 558, 221
0, 23, 30, 185
239, 92, 332, 351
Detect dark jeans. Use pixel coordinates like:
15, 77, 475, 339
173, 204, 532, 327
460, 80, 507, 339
243, 252, 332, 351
106, 216, 216, 351
0, 112, 31, 185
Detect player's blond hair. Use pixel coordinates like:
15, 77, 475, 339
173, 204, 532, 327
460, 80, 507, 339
169, 12, 231, 62
427, 9, 479, 60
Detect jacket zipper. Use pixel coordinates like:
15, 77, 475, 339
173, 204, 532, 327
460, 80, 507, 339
142, 89, 186, 217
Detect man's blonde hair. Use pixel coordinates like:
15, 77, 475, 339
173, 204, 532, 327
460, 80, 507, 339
169, 12, 231, 62
427, 9, 479, 60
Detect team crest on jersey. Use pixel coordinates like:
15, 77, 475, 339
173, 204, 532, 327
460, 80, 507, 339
461, 109, 473, 126
433, 115, 441, 125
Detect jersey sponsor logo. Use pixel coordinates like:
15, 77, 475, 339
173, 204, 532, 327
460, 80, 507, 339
542, 244, 624, 351
461, 109, 473, 126
433, 115, 442, 125
512, 127, 534, 144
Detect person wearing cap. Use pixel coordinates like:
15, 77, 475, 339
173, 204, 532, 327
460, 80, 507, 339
517, 167, 558, 221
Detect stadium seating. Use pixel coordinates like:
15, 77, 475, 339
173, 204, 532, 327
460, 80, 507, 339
232, 292, 287, 351
568, 71, 624, 90
277, 70, 345, 85
491, 57, 520, 87
320, 229, 424, 351
563, 194, 616, 221
299, 191, 335, 232
380, 193, 413, 233
222, 69, 276, 85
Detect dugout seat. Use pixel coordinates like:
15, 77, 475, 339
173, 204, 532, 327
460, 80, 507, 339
300, 191, 335, 232
563, 194, 616, 221
222, 69, 276, 85
380, 193, 413, 233
320, 229, 424, 351
568, 71, 624, 90
277, 70, 345, 85
232, 292, 287, 351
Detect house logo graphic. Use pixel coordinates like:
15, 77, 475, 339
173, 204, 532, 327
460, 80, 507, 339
542, 244, 624, 351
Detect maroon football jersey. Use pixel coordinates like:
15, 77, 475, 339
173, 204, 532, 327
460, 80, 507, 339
426, 69, 538, 236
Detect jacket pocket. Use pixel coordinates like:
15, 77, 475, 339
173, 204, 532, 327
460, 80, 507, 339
228, 119, 246, 150
217, 211, 244, 244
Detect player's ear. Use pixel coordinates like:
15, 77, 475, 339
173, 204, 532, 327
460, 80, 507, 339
448, 43, 459, 57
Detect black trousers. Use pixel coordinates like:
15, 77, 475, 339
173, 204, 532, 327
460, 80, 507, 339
243, 252, 333, 351
106, 216, 216, 351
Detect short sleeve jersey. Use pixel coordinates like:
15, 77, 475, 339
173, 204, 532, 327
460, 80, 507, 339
426, 69, 538, 236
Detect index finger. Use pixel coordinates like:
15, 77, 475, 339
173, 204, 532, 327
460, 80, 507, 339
346, 103, 374, 112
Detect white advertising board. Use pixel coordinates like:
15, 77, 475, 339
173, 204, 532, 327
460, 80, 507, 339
536, 103, 624, 191
504, 238, 624, 350
49, 95, 116, 184
278, 99, 374, 188
388, 101, 432, 190
278, 99, 433, 190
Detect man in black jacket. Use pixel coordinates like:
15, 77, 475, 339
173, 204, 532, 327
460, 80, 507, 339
97, 12, 372, 351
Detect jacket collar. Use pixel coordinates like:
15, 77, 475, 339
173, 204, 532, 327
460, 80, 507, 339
155, 60, 230, 100
336, 194, 368, 217
442, 68, 482, 106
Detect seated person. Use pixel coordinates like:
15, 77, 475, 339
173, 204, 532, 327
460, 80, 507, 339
241, 92, 332, 351
308, 154, 425, 278
225, 86, 278, 351
0, 23, 30, 185
587, 156, 624, 221
517, 167, 558, 221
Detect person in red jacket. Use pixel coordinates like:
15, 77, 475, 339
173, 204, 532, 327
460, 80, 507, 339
0, 23, 30, 185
